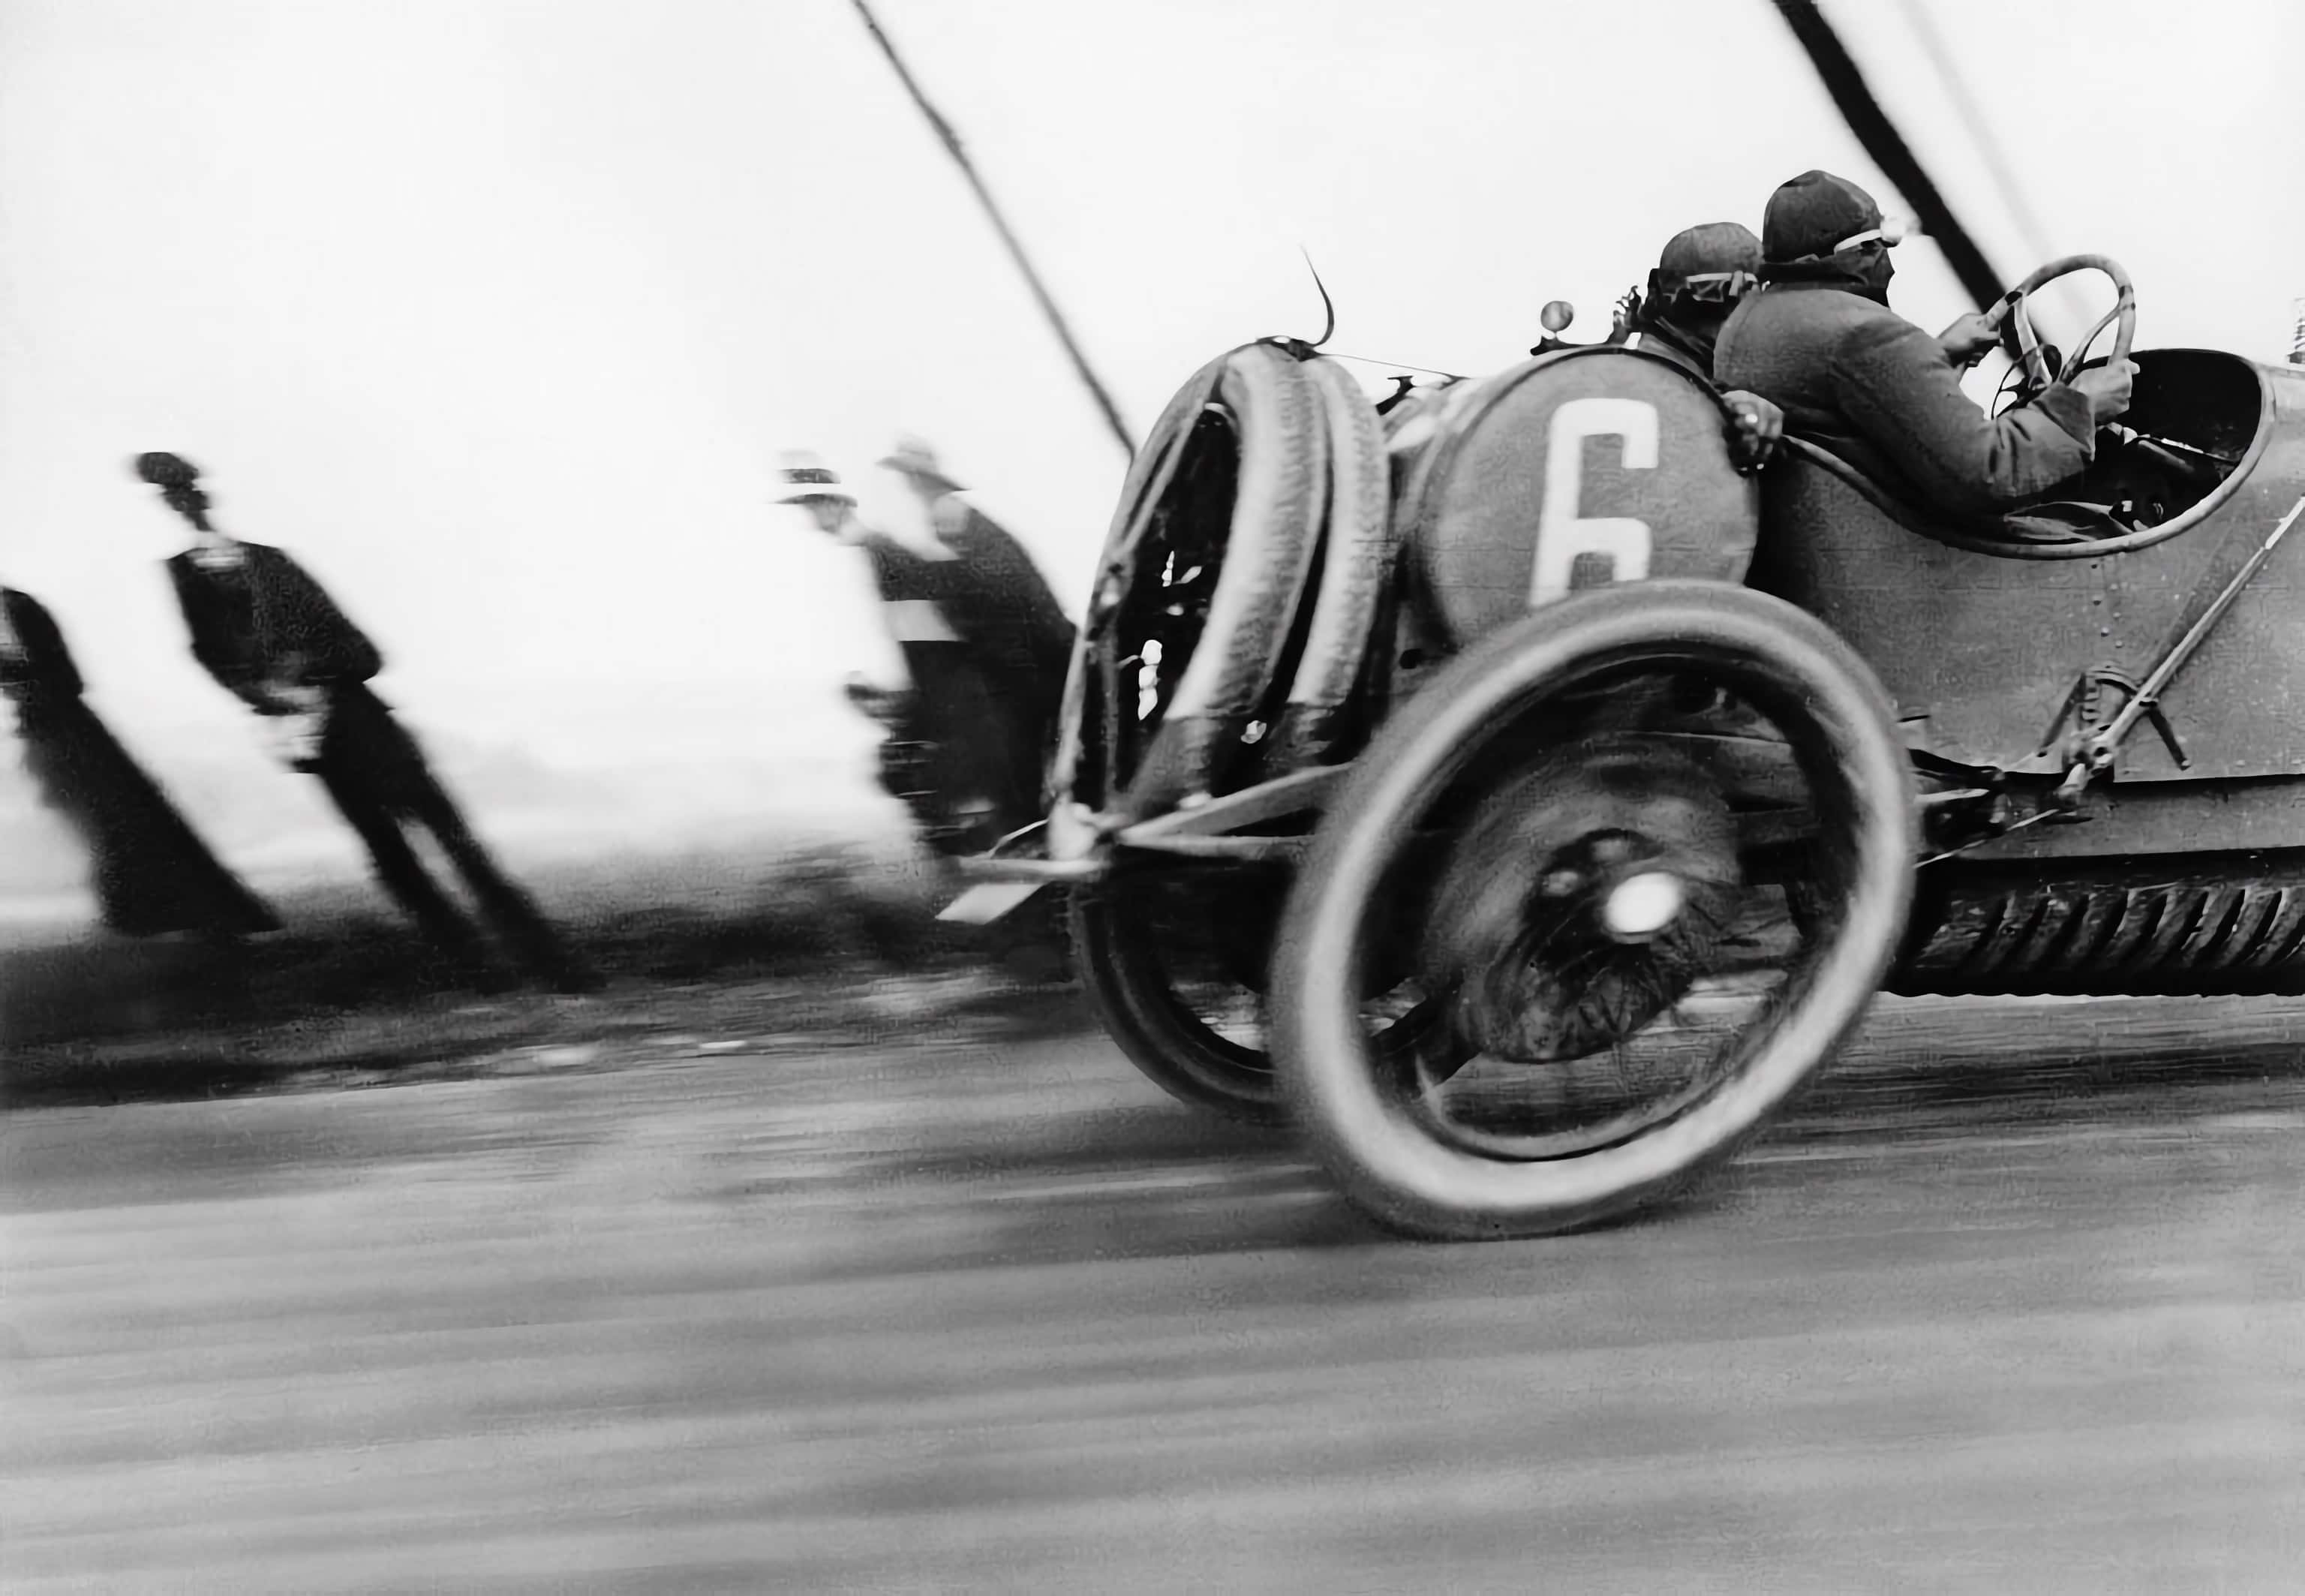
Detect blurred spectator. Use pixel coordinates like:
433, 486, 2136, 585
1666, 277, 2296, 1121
779, 446, 1074, 858
1, 583, 277, 938
878, 434, 1076, 735
131, 451, 597, 993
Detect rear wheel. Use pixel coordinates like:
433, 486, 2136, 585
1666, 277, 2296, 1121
1068, 869, 1288, 1123
1065, 347, 1396, 1121
1272, 582, 1915, 1239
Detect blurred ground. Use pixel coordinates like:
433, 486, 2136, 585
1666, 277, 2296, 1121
0, 840, 1076, 1110
5, 882, 2304, 1589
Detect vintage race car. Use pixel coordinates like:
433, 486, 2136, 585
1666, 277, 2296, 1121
951, 254, 2305, 1240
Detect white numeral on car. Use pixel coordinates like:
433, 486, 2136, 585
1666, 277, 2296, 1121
1530, 397, 1660, 605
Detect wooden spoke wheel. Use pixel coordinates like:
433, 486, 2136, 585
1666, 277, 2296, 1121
1272, 582, 1916, 1239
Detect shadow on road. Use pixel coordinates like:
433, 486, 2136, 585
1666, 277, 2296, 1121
0, 854, 1075, 1108
1780, 993, 2305, 1136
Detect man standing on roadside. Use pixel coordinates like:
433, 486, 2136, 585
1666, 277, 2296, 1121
2, 582, 277, 939
876, 435, 1076, 771
133, 451, 597, 993
779, 446, 1074, 858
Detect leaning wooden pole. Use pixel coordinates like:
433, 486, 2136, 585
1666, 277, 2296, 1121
1768, 0, 2006, 312
849, 0, 1137, 459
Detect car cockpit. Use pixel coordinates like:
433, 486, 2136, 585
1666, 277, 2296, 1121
2058, 347, 2266, 533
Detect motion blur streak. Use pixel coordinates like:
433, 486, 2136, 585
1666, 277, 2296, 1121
4, 993, 2301, 1588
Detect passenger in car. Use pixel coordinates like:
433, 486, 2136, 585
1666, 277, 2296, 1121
1715, 170, 2136, 530
1618, 223, 1785, 472
1619, 223, 1762, 380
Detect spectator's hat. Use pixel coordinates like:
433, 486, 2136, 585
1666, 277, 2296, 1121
1761, 170, 1900, 263
134, 451, 203, 489
133, 449, 213, 521
878, 435, 965, 494
774, 451, 856, 506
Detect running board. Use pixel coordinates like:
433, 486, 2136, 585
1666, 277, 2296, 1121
941, 768, 1348, 921
938, 880, 1053, 925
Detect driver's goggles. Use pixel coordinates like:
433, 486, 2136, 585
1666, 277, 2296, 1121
1672, 269, 1757, 304
1834, 214, 1915, 252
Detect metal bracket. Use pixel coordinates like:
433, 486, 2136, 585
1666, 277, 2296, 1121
2080, 668, 2189, 771
2036, 663, 2190, 775
2033, 493, 2305, 815
1113, 765, 1348, 845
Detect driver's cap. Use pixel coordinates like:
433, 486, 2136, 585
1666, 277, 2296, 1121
1761, 169, 1883, 263
1658, 222, 1762, 282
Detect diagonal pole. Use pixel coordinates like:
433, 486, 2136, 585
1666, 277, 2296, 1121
1766, 0, 2006, 311
1888, 0, 2096, 338
1888, 0, 2056, 265
849, 0, 1137, 459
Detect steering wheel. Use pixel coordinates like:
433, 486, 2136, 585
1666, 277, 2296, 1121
1984, 254, 2135, 402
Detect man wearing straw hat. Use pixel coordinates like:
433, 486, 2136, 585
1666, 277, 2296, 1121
774, 453, 956, 840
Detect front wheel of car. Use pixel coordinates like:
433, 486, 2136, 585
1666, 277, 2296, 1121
1271, 581, 1917, 1240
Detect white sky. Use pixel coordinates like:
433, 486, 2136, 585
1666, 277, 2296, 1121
0, 0, 2297, 845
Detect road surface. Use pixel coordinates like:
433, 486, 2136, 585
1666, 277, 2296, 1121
5, 991, 2303, 1591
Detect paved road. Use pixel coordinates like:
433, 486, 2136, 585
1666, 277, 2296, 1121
5, 993, 2303, 1591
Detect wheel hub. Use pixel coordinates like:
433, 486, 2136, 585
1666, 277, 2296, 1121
1421, 740, 1741, 1063
1600, 870, 1685, 940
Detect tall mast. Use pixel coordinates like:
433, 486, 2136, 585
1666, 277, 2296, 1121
849, 1, 1137, 459
1766, 0, 2006, 311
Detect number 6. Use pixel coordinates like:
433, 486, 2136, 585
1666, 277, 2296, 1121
1530, 397, 1660, 606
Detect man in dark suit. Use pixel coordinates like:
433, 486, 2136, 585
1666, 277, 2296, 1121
2, 583, 276, 938
875, 437, 1076, 831
134, 452, 595, 992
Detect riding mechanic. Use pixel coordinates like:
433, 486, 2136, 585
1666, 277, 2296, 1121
1617, 222, 1787, 472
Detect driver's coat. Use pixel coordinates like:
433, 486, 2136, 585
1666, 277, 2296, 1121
1717, 281, 2096, 517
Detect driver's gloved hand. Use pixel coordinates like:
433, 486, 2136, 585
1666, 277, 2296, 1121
2069, 358, 2138, 427
1936, 311, 2000, 368
1720, 389, 1784, 473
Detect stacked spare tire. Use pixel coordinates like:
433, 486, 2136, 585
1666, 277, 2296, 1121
1055, 343, 1402, 822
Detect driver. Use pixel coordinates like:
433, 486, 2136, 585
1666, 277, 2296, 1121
1714, 169, 2136, 525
